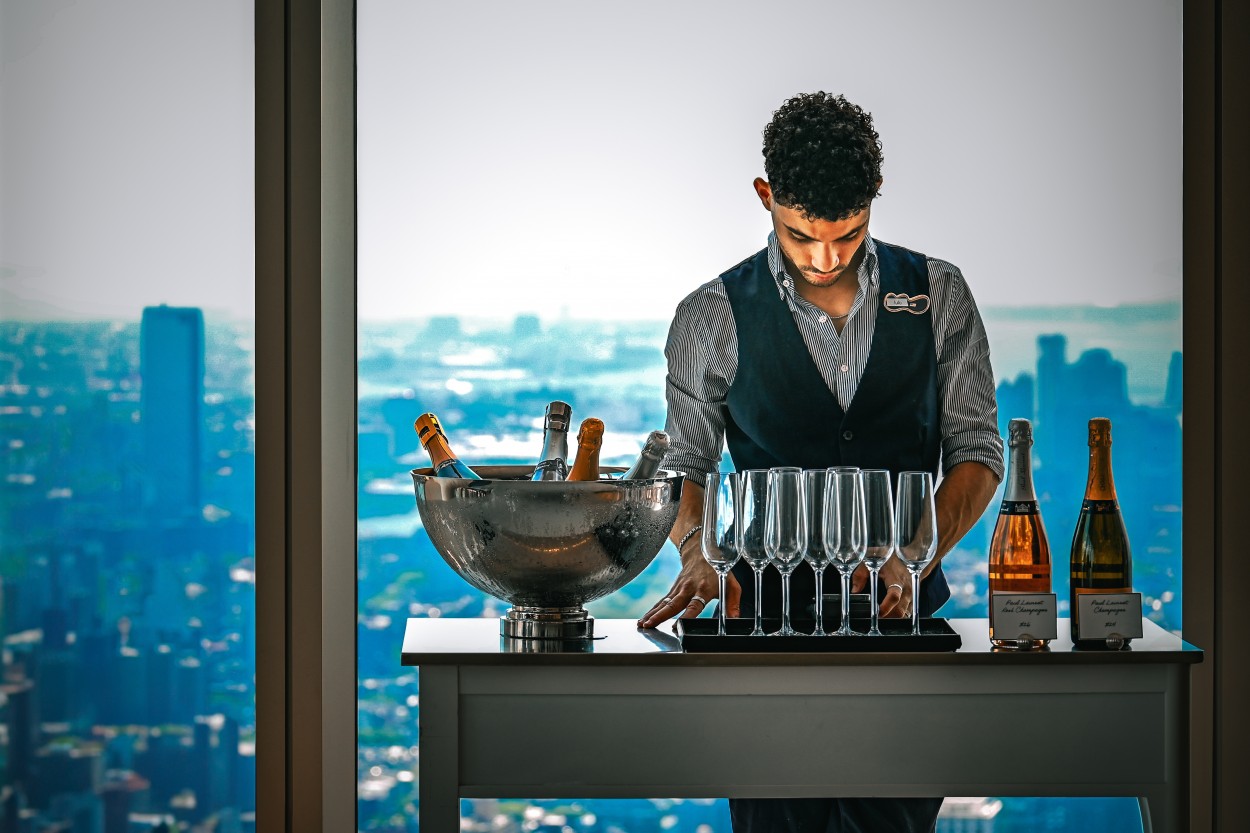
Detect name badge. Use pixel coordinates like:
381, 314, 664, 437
990, 592, 1058, 641
883, 292, 931, 314
1076, 593, 1144, 641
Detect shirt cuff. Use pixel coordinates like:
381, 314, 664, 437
942, 444, 1005, 482
661, 451, 718, 487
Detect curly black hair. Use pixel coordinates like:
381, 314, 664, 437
762, 92, 884, 222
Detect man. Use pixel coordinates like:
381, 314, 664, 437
637, 92, 1004, 832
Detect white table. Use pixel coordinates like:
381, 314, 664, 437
401, 617, 1201, 832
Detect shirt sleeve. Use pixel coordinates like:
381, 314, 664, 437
662, 285, 734, 485
932, 263, 1005, 481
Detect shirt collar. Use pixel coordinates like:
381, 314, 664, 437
766, 231, 879, 300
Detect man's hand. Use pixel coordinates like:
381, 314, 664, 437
850, 461, 1000, 620
638, 479, 739, 629
850, 558, 912, 618
637, 556, 740, 629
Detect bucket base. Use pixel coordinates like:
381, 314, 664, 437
500, 606, 594, 639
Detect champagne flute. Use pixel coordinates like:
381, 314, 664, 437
765, 467, 806, 637
701, 471, 742, 637
895, 470, 938, 637
861, 469, 895, 636
736, 469, 770, 637
824, 468, 866, 636
802, 469, 832, 636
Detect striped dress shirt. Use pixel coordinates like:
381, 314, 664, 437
663, 232, 1005, 484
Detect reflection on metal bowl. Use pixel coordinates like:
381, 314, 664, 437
411, 465, 683, 639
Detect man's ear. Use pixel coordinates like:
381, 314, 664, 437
753, 177, 773, 211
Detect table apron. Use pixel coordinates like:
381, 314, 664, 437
436, 664, 1187, 798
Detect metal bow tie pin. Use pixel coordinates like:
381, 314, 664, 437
883, 292, 931, 314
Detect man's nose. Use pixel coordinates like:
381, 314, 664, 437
812, 245, 839, 273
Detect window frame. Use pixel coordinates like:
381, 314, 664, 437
253, 1, 1248, 831
255, 0, 357, 830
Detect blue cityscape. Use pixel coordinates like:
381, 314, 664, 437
0, 304, 1181, 832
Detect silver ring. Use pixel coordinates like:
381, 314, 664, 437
661, 597, 673, 606
689, 595, 708, 606
887, 583, 904, 594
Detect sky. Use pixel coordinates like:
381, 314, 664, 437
1, 0, 1182, 322
0, 0, 254, 321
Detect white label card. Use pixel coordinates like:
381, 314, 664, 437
1076, 593, 1144, 640
990, 592, 1058, 641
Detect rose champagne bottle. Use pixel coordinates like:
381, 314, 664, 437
621, 430, 670, 480
413, 412, 482, 480
531, 400, 572, 481
1069, 417, 1133, 647
567, 417, 605, 481
987, 418, 1052, 649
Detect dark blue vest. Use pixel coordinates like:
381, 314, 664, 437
722, 239, 950, 616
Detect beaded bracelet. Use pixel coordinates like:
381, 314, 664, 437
676, 524, 702, 552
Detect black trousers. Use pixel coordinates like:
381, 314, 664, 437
729, 797, 943, 833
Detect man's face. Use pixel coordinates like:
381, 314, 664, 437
753, 178, 871, 288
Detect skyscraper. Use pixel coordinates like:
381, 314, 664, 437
140, 306, 205, 520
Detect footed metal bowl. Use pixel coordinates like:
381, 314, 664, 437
410, 465, 684, 639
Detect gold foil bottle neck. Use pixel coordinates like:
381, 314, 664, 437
414, 412, 446, 446
577, 417, 605, 450
1087, 417, 1112, 447
1007, 418, 1033, 448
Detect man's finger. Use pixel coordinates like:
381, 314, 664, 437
679, 593, 711, 618
726, 579, 742, 618
880, 582, 907, 618
637, 593, 684, 628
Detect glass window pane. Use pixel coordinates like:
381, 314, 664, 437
0, 1, 256, 827
358, 2, 1180, 830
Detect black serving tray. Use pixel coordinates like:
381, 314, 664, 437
676, 616, 962, 653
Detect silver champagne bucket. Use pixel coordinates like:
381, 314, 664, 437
411, 465, 684, 639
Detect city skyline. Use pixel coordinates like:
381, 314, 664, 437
0, 307, 1178, 832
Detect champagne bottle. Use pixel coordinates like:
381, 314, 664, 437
621, 430, 670, 480
987, 418, 1052, 649
1069, 417, 1133, 647
531, 400, 572, 481
567, 417, 605, 481
413, 413, 482, 480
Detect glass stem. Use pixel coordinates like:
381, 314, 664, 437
868, 567, 880, 634
781, 572, 792, 632
752, 567, 765, 636
814, 569, 825, 634
841, 571, 852, 632
911, 571, 922, 636
717, 572, 727, 636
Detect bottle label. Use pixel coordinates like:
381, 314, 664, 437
999, 500, 1039, 516
1074, 592, 1143, 640
433, 458, 470, 478
989, 592, 1057, 642
1081, 499, 1119, 514
533, 458, 569, 479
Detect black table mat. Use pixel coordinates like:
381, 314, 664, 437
676, 616, 963, 652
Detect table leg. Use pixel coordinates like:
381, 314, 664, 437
419, 666, 460, 829
1138, 796, 1153, 833
1139, 784, 1184, 833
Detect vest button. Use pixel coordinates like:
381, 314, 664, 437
842, 430, 854, 441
